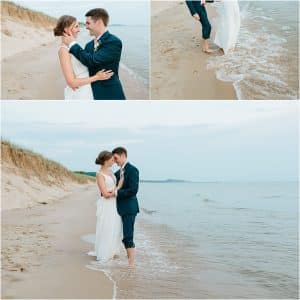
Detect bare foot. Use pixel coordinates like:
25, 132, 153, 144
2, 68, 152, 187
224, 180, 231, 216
202, 48, 213, 54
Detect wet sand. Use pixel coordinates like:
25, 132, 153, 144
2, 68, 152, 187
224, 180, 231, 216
101, 217, 214, 298
151, 1, 237, 100
2, 179, 214, 298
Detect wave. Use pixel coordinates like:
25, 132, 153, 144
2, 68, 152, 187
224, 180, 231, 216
208, 1, 298, 100
120, 62, 148, 87
141, 207, 157, 215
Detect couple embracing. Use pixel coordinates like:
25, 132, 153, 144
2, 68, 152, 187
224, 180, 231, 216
88, 147, 139, 267
54, 8, 126, 100
186, 0, 240, 54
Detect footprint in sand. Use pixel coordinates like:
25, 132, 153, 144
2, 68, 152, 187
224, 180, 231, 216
193, 70, 199, 77
161, 47, 175, 54
7, 264, 25, 272
153, 72, 163, 79
40, 234, 49, 238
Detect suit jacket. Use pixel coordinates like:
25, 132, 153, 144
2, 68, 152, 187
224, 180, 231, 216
69, 31, 126, 100
115, 162, 139, 216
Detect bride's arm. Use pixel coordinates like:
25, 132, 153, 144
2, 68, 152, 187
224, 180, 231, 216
96, 174, 114, 199
58, 48, 113, 89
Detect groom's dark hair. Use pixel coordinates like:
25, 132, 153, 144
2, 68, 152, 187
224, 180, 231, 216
112, 147, 127, 157
85, 8, 109, 26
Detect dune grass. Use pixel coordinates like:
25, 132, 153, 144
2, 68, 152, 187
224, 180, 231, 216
1, 1, 57, 29
1, 140, 94, 185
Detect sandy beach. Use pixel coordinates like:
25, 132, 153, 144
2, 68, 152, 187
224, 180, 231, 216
1, 39, 148, 100
2, 180, 202, 299
1, 2, 148, 100
1, 140, 116, 298
0, 140, 208, 298
1, 183, 117, 299
151, 1, 237, 100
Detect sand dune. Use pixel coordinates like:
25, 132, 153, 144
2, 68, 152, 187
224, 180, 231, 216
1, 141, 93, 210
1, 1, 57, 27
1, 1, 57, 59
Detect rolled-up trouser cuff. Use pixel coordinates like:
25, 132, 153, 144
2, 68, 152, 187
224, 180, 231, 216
122, 214, 136, 249
123, 240, 135, 249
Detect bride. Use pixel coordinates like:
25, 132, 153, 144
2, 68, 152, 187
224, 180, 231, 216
214, 0, 240, 55
89, 151, 124, 262
54, 16, 113, 100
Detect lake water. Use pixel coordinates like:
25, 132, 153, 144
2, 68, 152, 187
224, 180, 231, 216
84, 181, 298, 298
208, 1, 299, 100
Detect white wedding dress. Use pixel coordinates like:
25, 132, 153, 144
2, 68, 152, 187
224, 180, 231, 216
60, 45, 94, 100
89, 172, 122, 262
214, 0, 240, 54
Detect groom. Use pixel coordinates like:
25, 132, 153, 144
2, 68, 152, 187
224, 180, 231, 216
186, 0, 213, 53
112, 147, 139, 267
62, 8, 126, 100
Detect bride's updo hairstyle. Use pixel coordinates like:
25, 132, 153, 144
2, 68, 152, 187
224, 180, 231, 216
54, 15, 77, 36
95, 151, 113, 166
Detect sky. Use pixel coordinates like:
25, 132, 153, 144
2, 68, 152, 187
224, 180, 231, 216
12, 0, 149, 25
1, 101, 299, 182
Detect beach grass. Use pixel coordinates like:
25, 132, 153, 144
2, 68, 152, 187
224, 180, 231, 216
1, 139, 93, 185
1, 1, 57, 29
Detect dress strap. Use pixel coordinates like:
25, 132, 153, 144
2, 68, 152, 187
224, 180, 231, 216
59, 44, 69, 51
97, 171, 116, 184
97, 171, 109, 179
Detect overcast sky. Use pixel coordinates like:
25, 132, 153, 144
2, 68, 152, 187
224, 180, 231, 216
12, 0, 149, 25
1, 101, 298, 182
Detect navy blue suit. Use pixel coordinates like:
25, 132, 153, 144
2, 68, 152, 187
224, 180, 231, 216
115, 162, 139, 249
70, 31, 126, 100
186, 1, 211, 39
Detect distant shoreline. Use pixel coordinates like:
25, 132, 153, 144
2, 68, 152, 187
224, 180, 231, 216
75, 173, 299, 184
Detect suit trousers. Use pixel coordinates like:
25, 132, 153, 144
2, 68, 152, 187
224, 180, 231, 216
197, 6, 212, 40
121, 214, 136, 249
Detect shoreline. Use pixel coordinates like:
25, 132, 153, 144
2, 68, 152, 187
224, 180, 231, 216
2, 183, 115, 299
1, 176, 212, 298
2, 180, 298, 298
151, 1, 237, 100
81, 213, 214, 298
